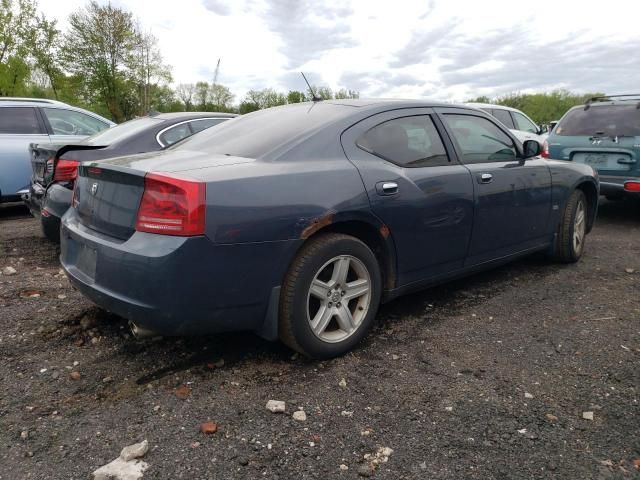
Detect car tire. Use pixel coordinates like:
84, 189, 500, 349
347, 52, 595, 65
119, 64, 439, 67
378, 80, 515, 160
553, 189, 587, 263
41, 214, 61, 244
279, 233, 382, 359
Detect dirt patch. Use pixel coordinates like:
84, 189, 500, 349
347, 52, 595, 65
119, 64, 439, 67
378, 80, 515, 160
1, 201, 639, 479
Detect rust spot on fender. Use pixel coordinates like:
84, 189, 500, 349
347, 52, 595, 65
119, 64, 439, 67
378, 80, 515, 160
379, 224, 390, 239
300, 211, 335, 239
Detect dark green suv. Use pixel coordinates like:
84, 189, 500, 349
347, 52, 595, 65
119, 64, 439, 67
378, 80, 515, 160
542, 95, 640, 199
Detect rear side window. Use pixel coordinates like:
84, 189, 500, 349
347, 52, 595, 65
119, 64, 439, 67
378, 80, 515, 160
556, 105, 640, 136
357, 115, 449, 167
0, 107, 42, 134
159, 123, 191, 146
43, 108, 109, 136
189, 118, 225, 133
491, 109, 516, 129
443, 114, 516, 164
512, 111, 538, 133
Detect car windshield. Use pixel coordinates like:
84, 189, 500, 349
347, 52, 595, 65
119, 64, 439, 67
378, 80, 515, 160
173, 102, 355, 158
556, 105, 640, 137
83, 117, 163, 145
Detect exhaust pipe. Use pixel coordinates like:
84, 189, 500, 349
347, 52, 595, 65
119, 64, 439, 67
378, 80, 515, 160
129, 321, 157, 339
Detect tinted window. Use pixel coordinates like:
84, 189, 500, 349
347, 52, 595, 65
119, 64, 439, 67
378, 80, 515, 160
159, 123, 191, 146
43, 108, 109, 136
556, 105, 640, 136
491, 109, 516, 129
174, 102, 356, 158
189, 118, 225, 133
83, 117, 162, 145
357, 116, 449, 167
443, 114, 516, 164
0, 107, 42, 134
512, 111, 538, 133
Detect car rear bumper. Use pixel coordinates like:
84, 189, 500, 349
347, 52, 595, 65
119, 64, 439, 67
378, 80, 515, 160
60, 209, 301, 337
600, 175, 640, 197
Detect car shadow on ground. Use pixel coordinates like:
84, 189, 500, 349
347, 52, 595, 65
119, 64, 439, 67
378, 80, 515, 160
0, 202, 31, 220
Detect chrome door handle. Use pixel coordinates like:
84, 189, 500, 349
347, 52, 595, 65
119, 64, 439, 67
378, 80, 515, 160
376, 181, 399, 195
478, 173, 493, 184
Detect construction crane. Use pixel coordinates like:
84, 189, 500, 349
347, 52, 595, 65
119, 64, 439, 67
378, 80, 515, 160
212, 58, 220, 86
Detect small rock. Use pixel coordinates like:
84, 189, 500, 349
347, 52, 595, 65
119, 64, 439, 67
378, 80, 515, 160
57, 294, 67, 300
200, 422, 218, 434
445, 406, 453, 412
341, 410, 353, 417
191, 442, 201, 448
119, 440, 149, 462
391, 354, 400, 360
102, 376, 113, 383
20, 431, 28, 440
338, 378, 347, 388
625, 268, 635, 274
70, 371, 81, 381
52, 371, 60, 380
153, 405, 161, 412
266, 400, 286, 413
175, 385, 191, 399
292, 410, 307, 422
357, 465, 372, 477
339, 464, 349, 471
238, 457, 249, 466
2, 266, 17, 276
546, 414, 558, 422
524, 392, 534, 399
582, 411, 594, 421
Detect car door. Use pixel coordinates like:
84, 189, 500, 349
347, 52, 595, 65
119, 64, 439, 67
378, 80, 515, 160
437, 108, 552, 265
0, 106, 50, 198
341, 108, 474, 287
40, 107, 110, 143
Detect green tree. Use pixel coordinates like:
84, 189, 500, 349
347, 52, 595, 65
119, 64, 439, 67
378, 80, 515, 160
31, 14, 63, 99
0, 0, 38, 96
175, 83, 195, 111
132, 29, 172, 115
287, 90, 306, 103
334, 88, 359, 99
209, 83, 234, 111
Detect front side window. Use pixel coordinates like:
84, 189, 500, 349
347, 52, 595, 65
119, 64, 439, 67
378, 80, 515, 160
159, 123, 191, 146
189, 118, 225, 134
443, 114, 516, 164
0, 107, 42, 134
512, 111, 538, 133
43, 108, 109, 136
357, 115, 449, 167
491, 109, 516, 129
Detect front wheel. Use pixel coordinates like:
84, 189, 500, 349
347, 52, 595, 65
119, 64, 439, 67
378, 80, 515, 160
553, 189, 587, 263
279, 233, 382, 359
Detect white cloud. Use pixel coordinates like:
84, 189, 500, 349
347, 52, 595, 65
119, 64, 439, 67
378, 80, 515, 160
40, 0, 640, 102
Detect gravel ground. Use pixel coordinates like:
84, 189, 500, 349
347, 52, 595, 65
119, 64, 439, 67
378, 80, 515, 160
1, 200, 639, 480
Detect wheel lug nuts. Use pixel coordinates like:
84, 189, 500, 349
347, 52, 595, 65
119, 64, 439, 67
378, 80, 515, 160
328, 302, 333, 307
336, 303, 341, 308
341, 291, 345, 296
327, 291, 331, 297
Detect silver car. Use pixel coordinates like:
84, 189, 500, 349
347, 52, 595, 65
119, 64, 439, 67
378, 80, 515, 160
0, 97, 114, 203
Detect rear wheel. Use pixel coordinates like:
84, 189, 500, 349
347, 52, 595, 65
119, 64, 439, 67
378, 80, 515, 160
279, 233, 382, 359
41, 214, 61, 244
553, 189, 587, 263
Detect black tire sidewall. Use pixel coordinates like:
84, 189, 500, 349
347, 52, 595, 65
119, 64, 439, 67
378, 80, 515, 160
287, 236, 381, 359
41, 215, 61, 244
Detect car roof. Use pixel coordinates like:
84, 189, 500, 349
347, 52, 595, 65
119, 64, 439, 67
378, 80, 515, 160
465, 102, 522, 113
152, 111, 238, 120
323, 98, 458, 109
0, 97, 69, 107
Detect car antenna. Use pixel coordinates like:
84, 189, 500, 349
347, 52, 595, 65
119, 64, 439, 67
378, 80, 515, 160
301, 72, 322, 102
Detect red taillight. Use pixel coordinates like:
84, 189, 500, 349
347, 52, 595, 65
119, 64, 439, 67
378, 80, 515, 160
135, 173, 205, 236
624, 181, 640, 192
541, 140, 549, 159
54, 159, 79, 182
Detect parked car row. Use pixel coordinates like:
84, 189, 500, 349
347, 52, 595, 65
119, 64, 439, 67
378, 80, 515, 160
466, 102, 549, 146
57, 99, 598, 358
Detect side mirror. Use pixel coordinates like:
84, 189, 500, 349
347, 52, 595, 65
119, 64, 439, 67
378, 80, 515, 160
538, 124, 549, 134
523, 139, 541, 158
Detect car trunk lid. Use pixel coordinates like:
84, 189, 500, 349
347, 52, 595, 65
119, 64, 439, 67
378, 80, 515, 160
31, 143, 107, 186
548, 135, 640, 176
73, 149, 253, 240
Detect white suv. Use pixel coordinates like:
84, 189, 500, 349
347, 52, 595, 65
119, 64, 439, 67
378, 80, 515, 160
466, 103, 548, 146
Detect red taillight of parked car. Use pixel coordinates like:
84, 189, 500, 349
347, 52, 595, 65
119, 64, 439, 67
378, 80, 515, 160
624, 181, 640, 192
541, 140, 549, 159
53, 159, 79, 182
135, 173, 206, 236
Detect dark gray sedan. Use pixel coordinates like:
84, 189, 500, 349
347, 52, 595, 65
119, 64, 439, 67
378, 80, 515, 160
60, 100, 599, 358
27, 111, 236, 242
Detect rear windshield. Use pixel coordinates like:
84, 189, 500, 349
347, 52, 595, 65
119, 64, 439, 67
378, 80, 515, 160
84, 117, 162, 145
556, 105, 640, 136
173, 102, 356, 158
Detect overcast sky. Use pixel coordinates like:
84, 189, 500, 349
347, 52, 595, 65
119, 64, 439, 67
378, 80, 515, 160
41, 0, 640, 102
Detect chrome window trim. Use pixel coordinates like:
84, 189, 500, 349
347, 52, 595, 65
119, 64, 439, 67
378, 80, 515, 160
155, 117, 229, 147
